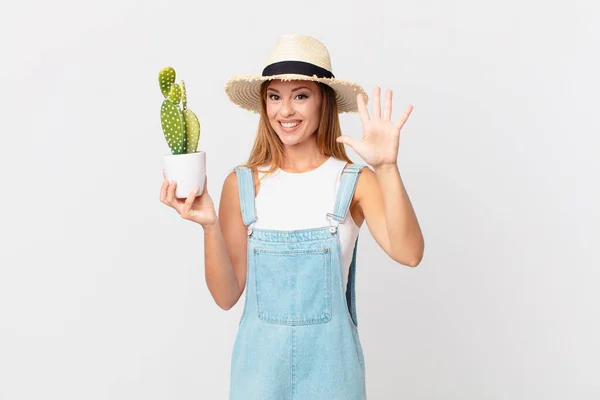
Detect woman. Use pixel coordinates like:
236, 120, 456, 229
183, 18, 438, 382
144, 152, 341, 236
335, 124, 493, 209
160, 34, 424, 400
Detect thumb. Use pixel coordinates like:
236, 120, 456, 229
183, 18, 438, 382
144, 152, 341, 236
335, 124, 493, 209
202, 175, 208, 194
336, 135, 359, 149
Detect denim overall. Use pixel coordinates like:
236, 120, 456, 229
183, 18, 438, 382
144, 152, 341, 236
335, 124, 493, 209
229, 163, 368, 400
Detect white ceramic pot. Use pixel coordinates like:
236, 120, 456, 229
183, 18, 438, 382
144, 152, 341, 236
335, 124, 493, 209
163, 151, 206, 199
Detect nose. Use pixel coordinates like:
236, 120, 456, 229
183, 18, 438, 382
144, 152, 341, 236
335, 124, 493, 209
280, 98, 295, 117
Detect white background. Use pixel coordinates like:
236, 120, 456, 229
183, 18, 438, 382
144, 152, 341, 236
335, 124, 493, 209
1, 0, 598, 398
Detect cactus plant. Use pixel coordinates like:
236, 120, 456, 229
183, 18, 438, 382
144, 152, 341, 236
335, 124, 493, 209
159, 66, 201, 155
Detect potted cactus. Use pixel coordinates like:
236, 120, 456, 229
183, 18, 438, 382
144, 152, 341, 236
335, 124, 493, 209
160, 66, 206, 198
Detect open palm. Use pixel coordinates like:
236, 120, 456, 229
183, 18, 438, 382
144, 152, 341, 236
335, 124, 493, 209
337, 87, 413, 167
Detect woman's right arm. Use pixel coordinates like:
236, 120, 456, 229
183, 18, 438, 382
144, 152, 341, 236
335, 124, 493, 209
161, 170, 248, 310
203, 171, 248, 310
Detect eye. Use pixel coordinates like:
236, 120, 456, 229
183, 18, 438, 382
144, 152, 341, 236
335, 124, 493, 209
267, 93, 308, 101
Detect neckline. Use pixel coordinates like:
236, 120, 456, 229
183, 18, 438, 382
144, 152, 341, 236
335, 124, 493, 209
277, 156, 333, 175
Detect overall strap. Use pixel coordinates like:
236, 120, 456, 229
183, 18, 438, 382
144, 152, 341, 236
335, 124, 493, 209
327, 163, 367, 226
233, 166, 258, 227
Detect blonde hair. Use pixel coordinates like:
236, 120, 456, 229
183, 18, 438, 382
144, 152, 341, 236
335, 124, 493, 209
239, 80, 353, 180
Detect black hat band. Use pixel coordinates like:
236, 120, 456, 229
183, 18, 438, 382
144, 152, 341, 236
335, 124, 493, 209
262, 60, 335, 79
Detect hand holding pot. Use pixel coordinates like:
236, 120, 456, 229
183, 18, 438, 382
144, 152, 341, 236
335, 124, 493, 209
160, 170, 217, 228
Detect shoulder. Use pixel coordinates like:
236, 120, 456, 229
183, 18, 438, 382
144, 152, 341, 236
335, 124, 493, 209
225, 169, 238, 183
225, 166, 255, 184
344, 162, 375, 206
225, 166, 261, 196
340, 160, 373, 177
339, 159, 373, 181
222, 170, 240, 201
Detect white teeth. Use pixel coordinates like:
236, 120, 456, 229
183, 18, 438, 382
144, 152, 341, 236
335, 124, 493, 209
281, 121, 300, 128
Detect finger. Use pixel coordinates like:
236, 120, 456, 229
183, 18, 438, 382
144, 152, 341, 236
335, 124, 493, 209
372, 86, 381, 119
181, 186, 199, 219
166, 181, 183, 213
160, 177, 169, 203
357, 93, 370, 128
383, 90, 392, 121
394, 104, 414, 129
165, 180, 175, 204
336, 135, 360, 151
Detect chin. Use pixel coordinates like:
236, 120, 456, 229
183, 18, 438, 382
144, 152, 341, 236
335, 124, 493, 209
279, 136, 299, 145
279, 135, 305, 146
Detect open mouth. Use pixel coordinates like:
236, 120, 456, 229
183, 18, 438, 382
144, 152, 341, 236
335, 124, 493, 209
279, 120, 302, 132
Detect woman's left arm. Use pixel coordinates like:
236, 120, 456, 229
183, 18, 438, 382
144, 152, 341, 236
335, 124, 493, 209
356, 164, 424, 267
337, 86, 424, 267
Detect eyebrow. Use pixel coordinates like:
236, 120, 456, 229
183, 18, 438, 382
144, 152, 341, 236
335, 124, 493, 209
267, 86, 313, 93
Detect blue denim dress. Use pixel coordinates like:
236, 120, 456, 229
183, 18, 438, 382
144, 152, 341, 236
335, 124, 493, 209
229, 163, 368, 400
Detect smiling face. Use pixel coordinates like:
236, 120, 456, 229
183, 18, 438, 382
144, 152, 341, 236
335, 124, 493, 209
265, 79, 323, 146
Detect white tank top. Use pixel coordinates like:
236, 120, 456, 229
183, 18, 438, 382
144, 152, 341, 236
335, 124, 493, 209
254, 156, 361, 290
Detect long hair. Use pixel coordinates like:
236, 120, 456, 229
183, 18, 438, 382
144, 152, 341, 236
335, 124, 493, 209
239, 80, 353, 180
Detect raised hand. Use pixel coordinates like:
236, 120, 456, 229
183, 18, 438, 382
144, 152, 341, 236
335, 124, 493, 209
336, 86, 413, 168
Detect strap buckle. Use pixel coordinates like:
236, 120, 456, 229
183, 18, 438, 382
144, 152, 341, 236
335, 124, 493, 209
326, 213, 341, 234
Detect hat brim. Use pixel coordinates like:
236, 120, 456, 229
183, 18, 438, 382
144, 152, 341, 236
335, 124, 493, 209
224, 73, 368, 114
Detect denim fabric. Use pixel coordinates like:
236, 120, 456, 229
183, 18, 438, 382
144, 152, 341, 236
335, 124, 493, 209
230, 163, 367, 400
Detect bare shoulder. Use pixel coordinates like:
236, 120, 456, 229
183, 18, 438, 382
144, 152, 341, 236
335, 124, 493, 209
354, 164, 376, 200
352, 164, 376, 206
223, 167, 261, 197
223, 169, 238, 188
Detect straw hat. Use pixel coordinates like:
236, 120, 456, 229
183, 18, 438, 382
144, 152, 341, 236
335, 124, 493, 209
224, 34, 368, 114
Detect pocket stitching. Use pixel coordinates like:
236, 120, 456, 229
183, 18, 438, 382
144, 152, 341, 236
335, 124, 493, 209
254, 247, 332, 326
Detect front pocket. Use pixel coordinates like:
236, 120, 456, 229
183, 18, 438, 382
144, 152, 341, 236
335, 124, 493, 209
253, 247, 332, 326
